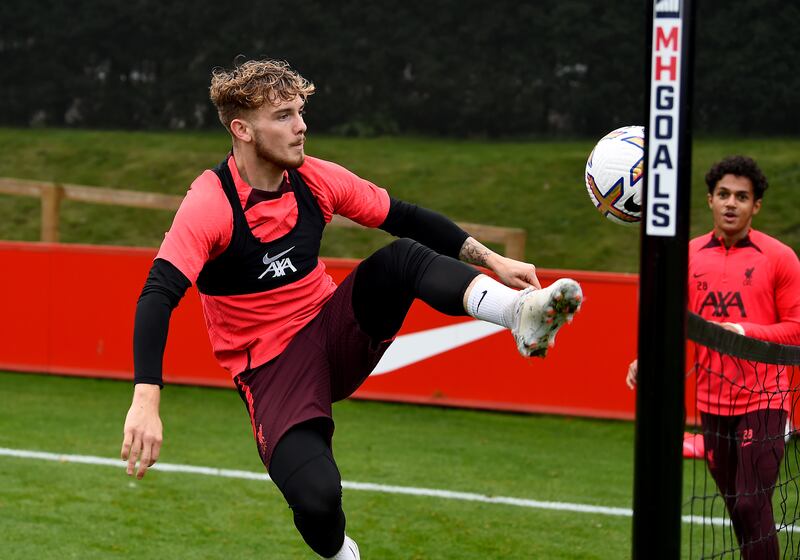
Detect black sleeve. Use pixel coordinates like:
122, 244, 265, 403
133, 258, 191, 387
378, 197, 470, 259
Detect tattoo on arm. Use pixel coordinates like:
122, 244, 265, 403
459, 237, 492, 267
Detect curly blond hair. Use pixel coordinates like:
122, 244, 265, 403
209, 59, 315, 131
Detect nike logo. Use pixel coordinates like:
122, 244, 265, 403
370, 320, 505, 376
262, 246, 295, 266
475, 290, 488, 314
624, 197, 642, 213
693, 273, 706, 278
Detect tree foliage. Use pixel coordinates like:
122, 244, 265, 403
0, 0, 795, 136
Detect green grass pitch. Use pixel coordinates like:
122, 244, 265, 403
2, 371, 799, 558
0, 128, 798, 557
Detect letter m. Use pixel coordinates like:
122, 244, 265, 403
656, 27, 678, 52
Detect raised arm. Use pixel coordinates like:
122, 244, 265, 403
459, 236, 540, 290
379, 197, 540, 289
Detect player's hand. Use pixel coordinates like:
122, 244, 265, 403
720, 322, 745, 335
489, 255, 541, 290
626, 359, 638, 389
121, 383, 163, 480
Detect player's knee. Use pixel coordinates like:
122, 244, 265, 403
281, 456, 342, 520
387, 237, 418, 254
293, 481, 342, 520
731, 494, 770, 527
376, 238, 419, 268
360, 238, 429, 288
387, 238, 436, 277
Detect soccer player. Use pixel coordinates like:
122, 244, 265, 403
120, 59, 582, 560
627, 155, 800, 559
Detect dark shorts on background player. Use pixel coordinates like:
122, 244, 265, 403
701, 408, 786, 558
234, 270, 392, 469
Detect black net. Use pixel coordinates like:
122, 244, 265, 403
685, 312, 800, 559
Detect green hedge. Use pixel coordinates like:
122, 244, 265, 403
1, 1, 797, 136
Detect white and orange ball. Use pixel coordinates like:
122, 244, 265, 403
585, 125, 645, 225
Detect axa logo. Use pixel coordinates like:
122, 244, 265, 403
698, 291, 747, 318
259, 246, 297, 279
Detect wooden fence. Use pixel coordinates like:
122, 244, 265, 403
0, 177, 527, 259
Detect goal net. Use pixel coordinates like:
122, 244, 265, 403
685, 312, 800, 559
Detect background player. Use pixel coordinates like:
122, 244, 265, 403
628, 155, 800, 559
120, 59, 582, 559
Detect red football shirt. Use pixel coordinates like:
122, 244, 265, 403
689, 229, 800, 415
156, 154, 390, 376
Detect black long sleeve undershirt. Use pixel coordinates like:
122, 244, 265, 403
378, 197, 470, 259
133, 258, 190, 387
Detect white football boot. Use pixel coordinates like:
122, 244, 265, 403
511, 278, 583, 358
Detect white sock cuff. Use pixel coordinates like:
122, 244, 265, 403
465, 276, 519, 329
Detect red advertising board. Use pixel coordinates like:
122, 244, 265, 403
0, 241, 644, 419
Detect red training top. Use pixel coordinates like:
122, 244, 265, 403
689, 229, 800, 415
156, 155, 390, 376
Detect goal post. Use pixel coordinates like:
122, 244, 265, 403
632, 0, 696, 558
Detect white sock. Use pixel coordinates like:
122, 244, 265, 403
465, 275, 519, 329
325, 535, 359, 560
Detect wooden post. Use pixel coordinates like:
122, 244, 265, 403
0, 177, 526, 258
458, 222, 527, 260
504, 229, 527, 261
40, 183, 64, 242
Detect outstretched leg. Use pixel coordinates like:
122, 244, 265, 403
352, 238, 479, 340
353, 238, 581, 356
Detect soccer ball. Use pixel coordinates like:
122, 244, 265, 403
584, 125, 645, 225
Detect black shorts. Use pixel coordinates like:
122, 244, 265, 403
234, 270, 392, 469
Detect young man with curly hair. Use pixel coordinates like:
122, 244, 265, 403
628, 155, 800, 559
120, 59, 582, 559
